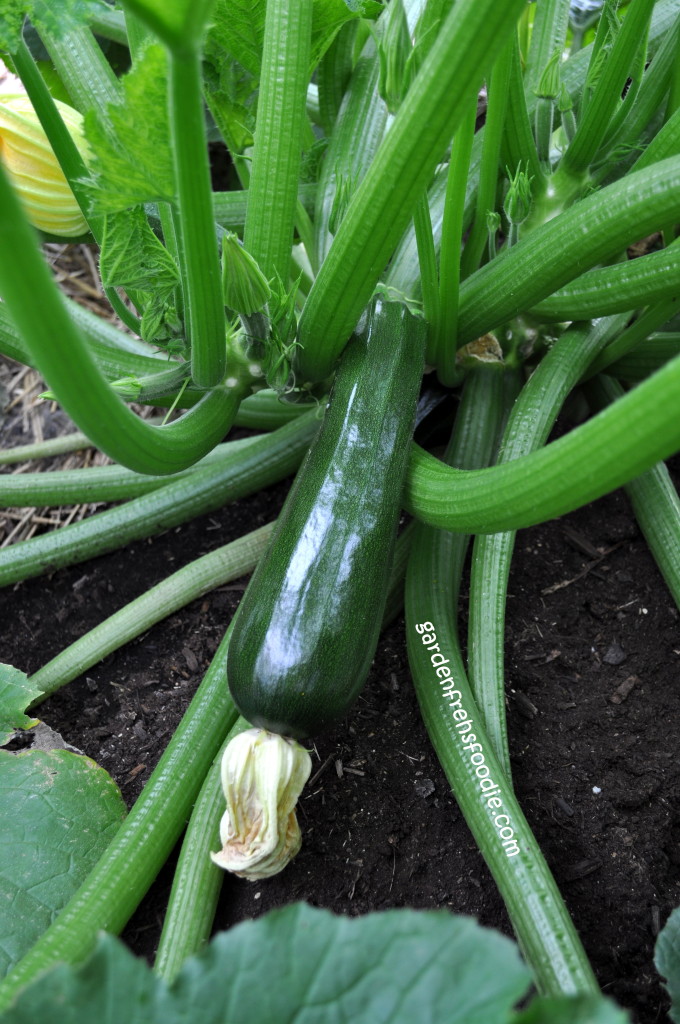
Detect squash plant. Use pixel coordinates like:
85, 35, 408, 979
0, 0, 679, 1018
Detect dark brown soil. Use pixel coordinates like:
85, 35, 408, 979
1, 423, 678, 1023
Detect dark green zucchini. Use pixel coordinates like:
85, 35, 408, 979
227, 299, 426, 738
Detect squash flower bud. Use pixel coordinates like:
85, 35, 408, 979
0, 94, 88, 237
211, 728, 312, 880
221, 232, 271, 316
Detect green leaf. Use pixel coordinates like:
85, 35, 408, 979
0, 665, 42, 747
310, 0, 382, 70
99, 207, 181, 346
206, 0, 380, 86
511, 994, 631, 1024
208, 0, 266, 78
83, 44, 174, 213
655, 906, 680, 1023
0, 748, 126, 979
1, 903, 531, 1023
99, 208, 179, 296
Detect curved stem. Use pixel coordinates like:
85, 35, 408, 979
405, 350, 680, 533
456, 156, 680, 347
530, 241, 680, 322
405, 497, 598, 998
586, 374, 680, 609
0, 411, 318, 587
169, 48, 227, 388
29, 524, 273, 701
0, 159, 245, 475
0, 627, 240, 1014
467, 315, 629, 775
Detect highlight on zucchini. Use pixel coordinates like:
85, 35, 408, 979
210, 728, 311, 880
225, 298, 425, 740
0, 93, 88, 237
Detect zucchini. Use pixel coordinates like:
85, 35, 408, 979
227, 299, 425, 738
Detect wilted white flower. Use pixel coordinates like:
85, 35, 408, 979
211, 728, 312, 880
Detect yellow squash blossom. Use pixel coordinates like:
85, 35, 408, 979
0, 93, 88, 237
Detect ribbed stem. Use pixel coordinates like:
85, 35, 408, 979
29, 525, 273, 700
0, 627, 240, 1013
169, 48, 226, 387
587, 375, 680, 610
243, 0, 313, 283
467, 316, 629, 774
296, 0, 527, 381
154, 716, 251, 980
0, 411, 318, 586
406, 514, 597, 997
405, 350, 680, 533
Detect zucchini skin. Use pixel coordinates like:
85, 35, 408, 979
227, 299, 426, 739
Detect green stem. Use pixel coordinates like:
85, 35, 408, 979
29, 524, 272, 700
169, 48, 226, 388
405, 505, 598, 998
501, 33, 545, 190
317, 21, 358, 136
608, 334, 680, 382
530, 240, 680, 322
0, 411, 318, 586
154, 716, 251, 980
212, 185, 317, 234
0, 437, 258, 507
456, 156, 680, 347
0, 628, 240, 1013
314, 44, 387, 268
524, 0, 570, 97
0, 160, 244, 476
296, 0, 527, 382
243, 0, 313, 284
467, 315, 629, 775
587, 374, 680, 609
461, 38, 513, 278
0, 432, 97, 466
412, 194, 439, 355
434, 94, 478, 384
405, 349, 680, 533
38, 22, 121, 119
560, 0, 656, 179
581, 297, 680, 379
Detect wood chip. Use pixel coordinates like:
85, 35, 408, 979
609, 675, 639, 704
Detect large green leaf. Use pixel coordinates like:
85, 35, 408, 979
0, 749, 126, 979
0, 665, 42, 747
656, 906, 680, 1023
1, 903, 531, 1023
83, 44, 174, 213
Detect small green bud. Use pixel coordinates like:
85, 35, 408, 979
557, 82, 573, 114
503, 163, 533, 226
486, 210, 501, 234
221, 232, 271, 315
378, 0, 412, 114
534, 49, 562, 100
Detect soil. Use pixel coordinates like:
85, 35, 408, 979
1, 370, 679, 1023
